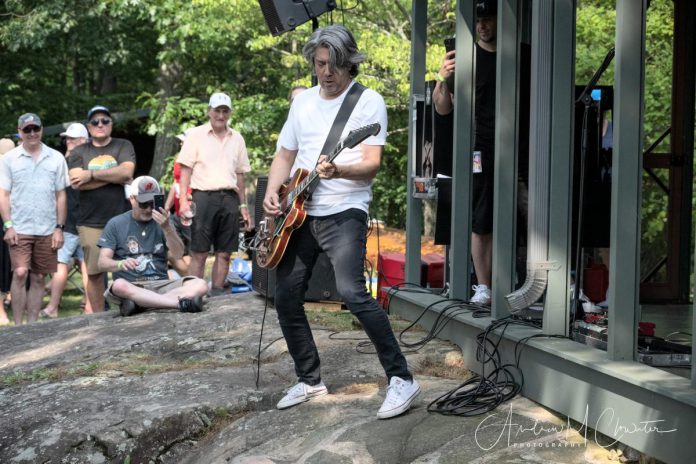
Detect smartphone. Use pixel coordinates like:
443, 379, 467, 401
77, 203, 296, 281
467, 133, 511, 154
153, 193, 165, 211
444, 37, 455, 53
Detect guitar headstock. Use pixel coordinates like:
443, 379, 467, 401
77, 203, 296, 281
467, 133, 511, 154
344, 123, 381, 149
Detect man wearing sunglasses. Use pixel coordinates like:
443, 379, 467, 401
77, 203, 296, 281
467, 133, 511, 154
68, 105, 136, 313
0, 113, 70, 324
97, 176, 207, 316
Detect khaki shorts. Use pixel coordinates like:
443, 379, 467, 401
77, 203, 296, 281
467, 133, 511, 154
105, 276, 198, 307
78, 225, 104, 275
9, 234, 57, 274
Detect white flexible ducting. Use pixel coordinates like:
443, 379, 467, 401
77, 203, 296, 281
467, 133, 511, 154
505, 0, 554, 313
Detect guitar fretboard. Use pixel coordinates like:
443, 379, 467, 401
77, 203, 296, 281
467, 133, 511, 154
284, 140, 346, 208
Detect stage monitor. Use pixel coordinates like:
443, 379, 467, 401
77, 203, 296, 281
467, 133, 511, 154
258, 0, 337, 36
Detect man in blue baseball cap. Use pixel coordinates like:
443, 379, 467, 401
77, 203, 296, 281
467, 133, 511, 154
68, 105, 136, 313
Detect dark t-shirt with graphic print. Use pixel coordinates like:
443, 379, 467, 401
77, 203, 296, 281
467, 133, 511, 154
68, 138, 136, 227
97, 211, 168, 282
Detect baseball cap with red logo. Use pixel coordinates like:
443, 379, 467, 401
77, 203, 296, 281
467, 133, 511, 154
130, 176, 161, 202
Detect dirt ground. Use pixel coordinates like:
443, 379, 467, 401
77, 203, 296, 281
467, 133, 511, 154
365, 222, 445, 272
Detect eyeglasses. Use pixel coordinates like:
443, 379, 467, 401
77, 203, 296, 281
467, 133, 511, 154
89, 118, 112, 126
21, 126, 42, 134
138, 201, 154, 209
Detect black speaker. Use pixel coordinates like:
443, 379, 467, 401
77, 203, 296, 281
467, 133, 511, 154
258, 0, 337, 36
252, 176, 341, 302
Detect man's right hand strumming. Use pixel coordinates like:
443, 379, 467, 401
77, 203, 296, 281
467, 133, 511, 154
263, 191, 281, 216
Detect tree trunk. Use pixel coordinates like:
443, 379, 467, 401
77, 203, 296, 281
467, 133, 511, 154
149, 60, 182, 181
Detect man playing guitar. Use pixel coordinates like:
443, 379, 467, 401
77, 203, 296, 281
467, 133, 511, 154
263, 25, 420, 419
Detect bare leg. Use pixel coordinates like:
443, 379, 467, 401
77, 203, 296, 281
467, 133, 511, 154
79, 260, 92, 314
111, 278, 208, 309
188, 252, 207, 279
26, 272, 45, 323
0, 292, 9, 325
86, 272, 106, 312
211, 251, 231, 289
43, 263, 69, 316
471, 232, 493, 287
10, 267, 29, 325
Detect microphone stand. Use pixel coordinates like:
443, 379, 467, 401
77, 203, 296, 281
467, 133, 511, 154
572, 47, 614, 323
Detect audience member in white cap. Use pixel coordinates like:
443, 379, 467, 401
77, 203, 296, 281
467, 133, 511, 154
68, 105, 136, 313
97, 176, 208, 316
41, 123, 91, 318
177, 92, 252, 296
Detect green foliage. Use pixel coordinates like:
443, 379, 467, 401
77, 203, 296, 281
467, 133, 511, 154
0, 0, 686, 236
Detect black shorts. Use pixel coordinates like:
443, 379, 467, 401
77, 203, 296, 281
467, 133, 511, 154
472, 148, 494, 235
190, 190, 240, 253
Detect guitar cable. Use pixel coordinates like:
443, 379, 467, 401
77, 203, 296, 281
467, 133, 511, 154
254, 272, 269, 389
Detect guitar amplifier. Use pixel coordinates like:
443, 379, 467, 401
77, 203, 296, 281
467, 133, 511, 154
252, 176, 341, 302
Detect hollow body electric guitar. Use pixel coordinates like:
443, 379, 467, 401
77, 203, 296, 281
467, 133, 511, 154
255, 123, 381, 269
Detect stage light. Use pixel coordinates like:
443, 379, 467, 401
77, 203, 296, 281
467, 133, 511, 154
258, 0, 337, 36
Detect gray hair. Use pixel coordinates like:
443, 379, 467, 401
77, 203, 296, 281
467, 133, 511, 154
302, 25, 365, 78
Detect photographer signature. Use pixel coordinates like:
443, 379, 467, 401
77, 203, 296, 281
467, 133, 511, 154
474, 403, 677, 450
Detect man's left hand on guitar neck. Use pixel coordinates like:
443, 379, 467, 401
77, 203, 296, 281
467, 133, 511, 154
316, 155, 341, 179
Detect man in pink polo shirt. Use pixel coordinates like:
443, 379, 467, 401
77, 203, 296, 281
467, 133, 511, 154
178, 93, 252, 295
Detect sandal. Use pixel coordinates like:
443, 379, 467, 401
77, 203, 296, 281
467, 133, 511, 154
40, 309, 58, 319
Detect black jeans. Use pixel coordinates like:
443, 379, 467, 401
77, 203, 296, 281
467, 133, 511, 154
275, 208, 412, 386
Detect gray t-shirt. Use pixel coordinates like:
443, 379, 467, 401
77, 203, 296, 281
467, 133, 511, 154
98, 211, 168, 282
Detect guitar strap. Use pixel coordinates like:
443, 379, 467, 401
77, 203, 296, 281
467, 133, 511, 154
306, 81, 366, 198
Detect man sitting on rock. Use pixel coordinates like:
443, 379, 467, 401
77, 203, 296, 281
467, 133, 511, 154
98, 176, 208, 316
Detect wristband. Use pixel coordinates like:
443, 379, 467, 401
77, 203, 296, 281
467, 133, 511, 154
239, 203, 248, 210
3, 220, 12, 230
89, 170, 94, 181
435, 73, 446, 83
117, 260, 124, 270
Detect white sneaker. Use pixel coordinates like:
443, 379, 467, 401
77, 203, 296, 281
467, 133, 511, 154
377, 377, 421, 419
470, 284, 491, 305
276, 381, 328, 410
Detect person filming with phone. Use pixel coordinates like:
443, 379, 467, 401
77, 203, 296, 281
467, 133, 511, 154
433, 0, 530, 305
97, 176, 208, 317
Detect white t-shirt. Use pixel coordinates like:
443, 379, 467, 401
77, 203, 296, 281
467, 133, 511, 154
277, 81, 388, 216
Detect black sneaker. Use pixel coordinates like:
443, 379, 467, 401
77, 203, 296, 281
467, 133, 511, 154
178, 295, 203, 313
120, 299, 143, 317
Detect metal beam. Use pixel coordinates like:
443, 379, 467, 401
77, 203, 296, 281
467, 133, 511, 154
404, 0, 427, 285
449, 0, 477, 300
491, 0, 520, 318
608, 0, 646, 360
672, 0, 696, 303
544, 0, 576, 335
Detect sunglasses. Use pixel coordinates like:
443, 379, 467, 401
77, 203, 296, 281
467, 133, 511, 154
21, 125, 42, 134
89, 118, 112, 126
138, 201, 154, 209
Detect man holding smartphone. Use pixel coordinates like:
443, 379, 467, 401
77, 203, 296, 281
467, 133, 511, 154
97, 176, 208, 316
433, 0, 530, 304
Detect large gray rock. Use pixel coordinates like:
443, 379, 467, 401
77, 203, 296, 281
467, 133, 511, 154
0, 293, 632, 463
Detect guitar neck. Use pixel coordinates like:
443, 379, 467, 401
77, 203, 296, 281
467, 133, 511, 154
287, 141, 345, 205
